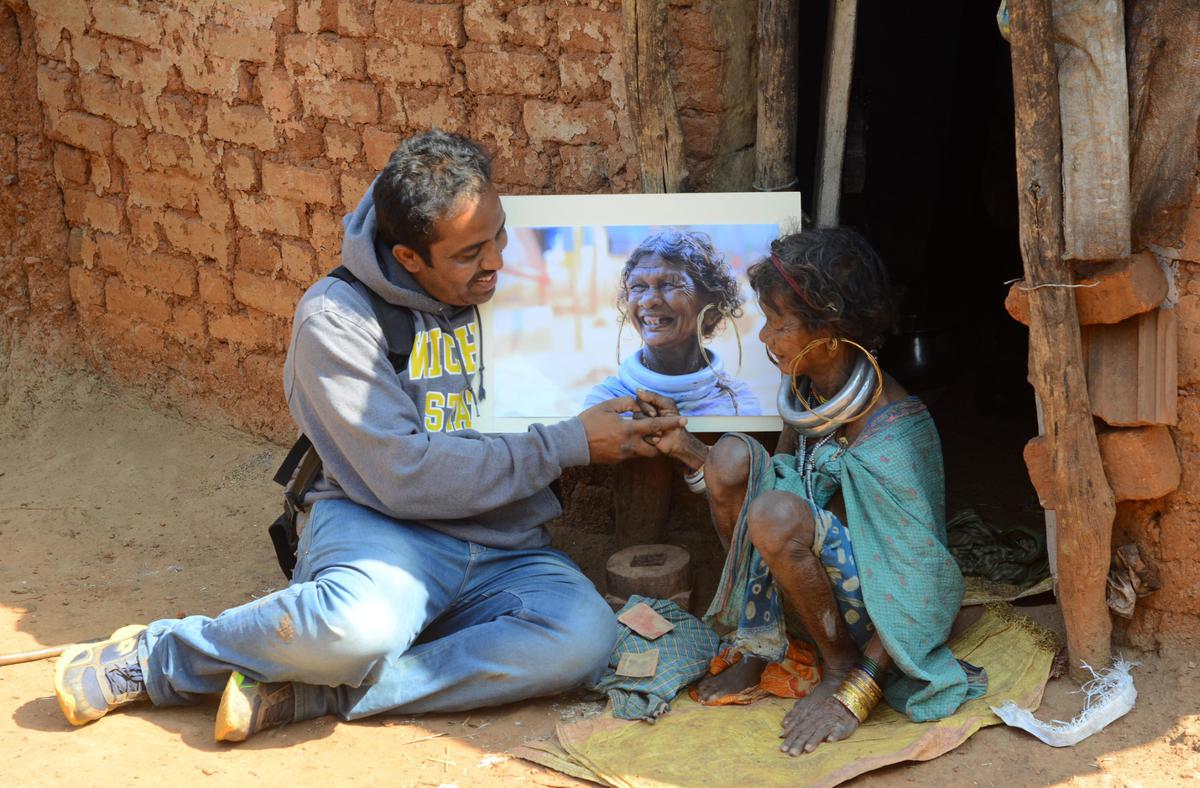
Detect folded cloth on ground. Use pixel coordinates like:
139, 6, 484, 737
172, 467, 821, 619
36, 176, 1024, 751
947, 508, 1049, 587
588, 595, 720, 721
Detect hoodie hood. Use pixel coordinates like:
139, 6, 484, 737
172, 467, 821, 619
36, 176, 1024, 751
341, 177, 459, 317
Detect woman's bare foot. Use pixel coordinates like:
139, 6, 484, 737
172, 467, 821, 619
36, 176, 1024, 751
695, 655, 768, 702
780, 659, 853, 732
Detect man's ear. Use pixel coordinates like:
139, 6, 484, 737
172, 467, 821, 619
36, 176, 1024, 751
392, 243, 425, 274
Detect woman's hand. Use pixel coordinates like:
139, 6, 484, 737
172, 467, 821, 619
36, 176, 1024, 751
633, 389, 707, 469
779, 695, 860, 755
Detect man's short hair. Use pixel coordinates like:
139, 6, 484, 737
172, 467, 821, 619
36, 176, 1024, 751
374, 130, 493, 264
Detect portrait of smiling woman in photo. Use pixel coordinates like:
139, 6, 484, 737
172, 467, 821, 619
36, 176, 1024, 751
582, 230, 762, 416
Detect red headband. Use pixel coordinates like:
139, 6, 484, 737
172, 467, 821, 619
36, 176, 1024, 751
770, 254, 807, 300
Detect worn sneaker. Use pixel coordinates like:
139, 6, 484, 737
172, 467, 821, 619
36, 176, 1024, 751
214, 671, 295, 742
54, 624, 149, 726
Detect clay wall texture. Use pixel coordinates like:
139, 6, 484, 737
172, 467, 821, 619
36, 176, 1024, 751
3, 0, 752, 437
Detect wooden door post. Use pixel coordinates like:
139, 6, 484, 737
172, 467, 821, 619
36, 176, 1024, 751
755, 0, 800, 192
813, 0, 859, 227
622, 0, 687, 194
1008, 0, 1115, 679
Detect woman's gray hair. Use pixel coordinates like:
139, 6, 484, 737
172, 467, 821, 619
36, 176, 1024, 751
617, 230, 743, 339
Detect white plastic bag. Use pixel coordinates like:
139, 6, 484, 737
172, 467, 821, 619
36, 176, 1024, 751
990, 658, 1137, 747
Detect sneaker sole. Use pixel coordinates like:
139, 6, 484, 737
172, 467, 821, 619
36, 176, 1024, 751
54, 624, 147, 726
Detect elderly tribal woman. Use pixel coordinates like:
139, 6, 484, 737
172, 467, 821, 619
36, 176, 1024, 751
639, 227, 984, 755
584, 230, 761, 416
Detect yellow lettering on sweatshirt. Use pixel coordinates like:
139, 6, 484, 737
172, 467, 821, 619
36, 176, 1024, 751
423, 391, 445, 432
442, 331, 462, 374
456, 324, 479, 374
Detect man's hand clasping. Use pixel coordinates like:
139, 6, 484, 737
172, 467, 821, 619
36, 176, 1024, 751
579, 396, 685, 464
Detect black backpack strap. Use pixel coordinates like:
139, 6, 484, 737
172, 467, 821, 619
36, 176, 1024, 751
273, 434, 312, 487
328, 265, 415, 373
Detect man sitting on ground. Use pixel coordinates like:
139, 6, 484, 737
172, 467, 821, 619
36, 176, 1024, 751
54, 130, 683, 741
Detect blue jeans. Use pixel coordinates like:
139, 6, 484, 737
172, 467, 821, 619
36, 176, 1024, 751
139, 498, 617, 721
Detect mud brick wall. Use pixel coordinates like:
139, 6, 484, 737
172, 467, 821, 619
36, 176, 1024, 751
7, 0, 754, 438
1121, 187, 1200, 649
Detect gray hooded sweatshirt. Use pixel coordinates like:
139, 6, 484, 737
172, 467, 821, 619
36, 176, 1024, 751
282, 184, 590, 550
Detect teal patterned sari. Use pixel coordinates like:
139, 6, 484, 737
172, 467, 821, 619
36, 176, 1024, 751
703, 398, 986, 722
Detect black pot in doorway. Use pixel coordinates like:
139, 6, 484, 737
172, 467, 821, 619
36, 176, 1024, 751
880, 314, 958, 400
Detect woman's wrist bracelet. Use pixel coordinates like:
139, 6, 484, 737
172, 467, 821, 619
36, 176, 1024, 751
832, 666, 883, 723
684, 466, 707, 494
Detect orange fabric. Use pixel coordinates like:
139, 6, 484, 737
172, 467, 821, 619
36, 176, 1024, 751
689, 640, 823, 706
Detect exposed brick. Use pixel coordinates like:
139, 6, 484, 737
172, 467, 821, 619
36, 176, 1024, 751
325, 122, 362, 162
89, 155, 114, 192
262, 161, 338, 206
127, 251, 196, 297
365, 42, 453, 87
463, 50, 555, 96
283, 33, 365, 78
558, 7, 620, 53
280, 121, 326, 160
204, 23, 277, 64
233, 193, 308, 237
196, 185, 232, 228
28, 0, 90, 33
105, 279, 172, 325
340, 170, 375, 209
508, 5, 551, 48
72, 34, 103, 72
111, 126, 144, 169
199, 268, 232, 306
103, 37, 169, 95
238, 235, 282, 276
375, 0, 465, 46
471, 95, 523, 146
1023, 435, 1056, 510
159, 210, 230, 264
523, 100, 616, 145
234, 270, 301, 318
67, 227, 85, 264
1006, 251, 1169, 326
156, 94, 205, 137
206, 102, 277, 150
62, 188, 123, 234
210, 313, 276, 349
126, 206, 159, 250
557, 144, 608, 193
168, 303, 207, 344
363, 126, 402, 170
297, 80, 379, 125
68, 266, 104, 309
337, 2, 375, 36
95, 233, 129, 274
1098, 426, 1182, 501
559, 52, 610, 103
223, 147, 258, 191
280, 238, 318, 284
36, 65, 74, 112
296, 0, 337, 33
395, 88, 468, 135
309, 209, 342, 258
491, 144, 550, 189
48, 111, 113, 155
463, 0, 509, 43
79, 72, 140, 127
92, 2, 162, 47
53, 145, 90, 185
128, 170, 201, 212
257, 69, 297, 120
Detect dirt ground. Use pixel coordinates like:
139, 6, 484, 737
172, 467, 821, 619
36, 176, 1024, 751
1, 355, 1198, 787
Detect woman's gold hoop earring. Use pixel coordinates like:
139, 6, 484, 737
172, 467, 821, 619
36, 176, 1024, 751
616, 312, 626, 367
787, 337, 884, 425
695, 303, 744, 376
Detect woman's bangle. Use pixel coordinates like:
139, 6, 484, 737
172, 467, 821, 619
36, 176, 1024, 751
831, 666, 883, 723
684, 466, 707, 494
857, 656, 883, 683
